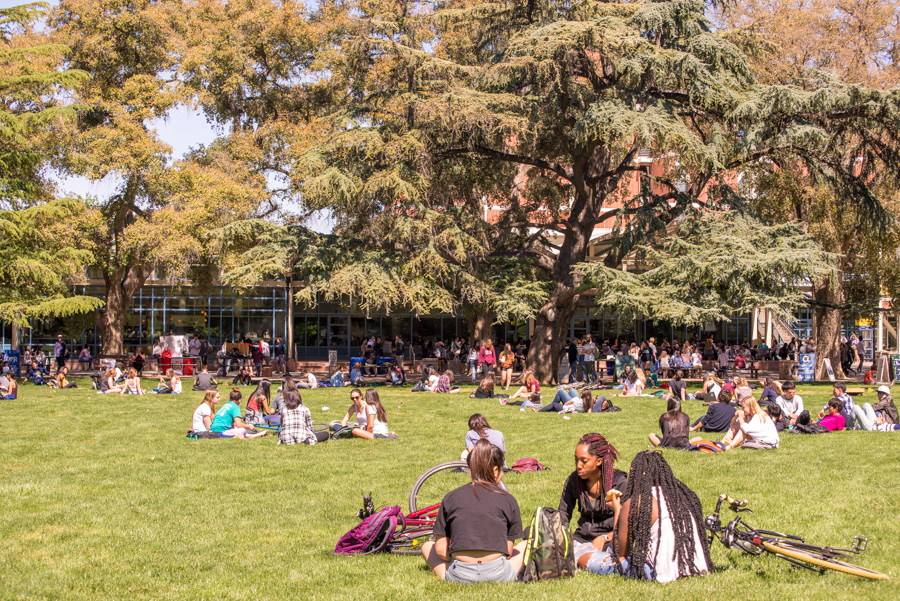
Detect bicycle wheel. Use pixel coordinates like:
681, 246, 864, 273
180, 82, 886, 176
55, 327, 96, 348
388, 529, 433, 556
762, 542, 888, 580
409, 461, 507, 514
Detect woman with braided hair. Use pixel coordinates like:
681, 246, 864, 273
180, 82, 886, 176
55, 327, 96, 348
584, 451, 711, 583
558, 433, 628, 568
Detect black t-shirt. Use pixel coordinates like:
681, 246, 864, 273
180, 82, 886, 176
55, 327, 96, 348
558, 469, 628, 543
669, 379, 686, 399
659, 410, 691, 449
693, 402, 736, 432
434, 483, 522, 556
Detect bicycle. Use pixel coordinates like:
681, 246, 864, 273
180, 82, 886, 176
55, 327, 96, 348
705, 493, 888, 580
355, 490, 439, 555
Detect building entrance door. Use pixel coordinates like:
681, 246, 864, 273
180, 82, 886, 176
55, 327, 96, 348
328, 315, 350, 358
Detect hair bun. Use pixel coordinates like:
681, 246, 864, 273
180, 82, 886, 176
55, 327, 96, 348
233, 387, 240, 392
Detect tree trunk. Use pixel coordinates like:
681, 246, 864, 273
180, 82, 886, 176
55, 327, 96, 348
465, 307, 494, 344
813, 277, 845, 380
95, 266, 149, 355
529, 296, 577, 385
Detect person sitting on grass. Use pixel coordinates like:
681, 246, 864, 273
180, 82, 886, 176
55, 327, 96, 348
509, 369, 540, 400
689, 389, 736, 434
0, 376, 17, 399
385, 365, 404, 386
618, 371, 644, 397
329, 364, 345, 387
337, 388, 368, 431
759, 377, 781, 407
153, 369, 182, 394
850, 385, 899, 431
462, 413, 506, 464
668, 370, 687, 403
99, 368, 126, 394
23, 361, 49, 386
732, 376, 752, 403
584, 451, 711, 583
121, 368, 144, 395
765, 403, 790, 432
243, 379, 274, 426
648, 399, 691, 449
816, 398, 846, 431
352, 389, 395, 439
559, 433, 627, 568
192, 365, 217, 391
421, 439, 526, 583
349, 362, 362, 386
776, 380, 804, 425
209, 388, 267, 438
432, 369, 460, 394
690, 373, 721, 402
191, 389, 220, 433
470, 371, 496, 399
52, 367, 77, 389
821, 381, 855, 429
278, 388, 329, 445
691, 396, 779, 451
232, 365, 253, 386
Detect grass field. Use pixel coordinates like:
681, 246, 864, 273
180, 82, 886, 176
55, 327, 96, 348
2, 379, 899, 600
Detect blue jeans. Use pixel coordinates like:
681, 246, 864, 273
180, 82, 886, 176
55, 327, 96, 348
568, 358, 577, 383
552, 388, 579, 405
469, 360, 478, 382
585, 551, 655, 580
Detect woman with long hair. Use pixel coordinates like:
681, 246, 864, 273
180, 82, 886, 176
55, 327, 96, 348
244, 379, 274, 425
191, 389, 220, 433
648, 399, 691, 449
278, 389, 329, 445
558, 433, 627, 568
585, 450, 711, 583
462, 414, 506, 464
509, 369, 539, 400
421, 439, 526, 583
121, 368, 144, 395
478, 340, 496, 376
469, 371, 496, 399
691, 396, 779, 450
498, 343, 515, 390
350, 388, 392, 439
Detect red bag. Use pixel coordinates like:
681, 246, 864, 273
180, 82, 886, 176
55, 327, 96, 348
510, 458, 546, 472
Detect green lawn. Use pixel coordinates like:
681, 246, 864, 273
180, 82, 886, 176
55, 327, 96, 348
2, 380, 898, 600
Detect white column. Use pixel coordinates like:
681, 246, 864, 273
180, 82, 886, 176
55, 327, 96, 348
765, 310, 773, 348
877, 310, 884, 353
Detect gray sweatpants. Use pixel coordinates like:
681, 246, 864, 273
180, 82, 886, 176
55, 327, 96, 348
852, 404, 877, 431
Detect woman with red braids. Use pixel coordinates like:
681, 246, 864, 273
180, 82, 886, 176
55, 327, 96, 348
558, 433, 628, 568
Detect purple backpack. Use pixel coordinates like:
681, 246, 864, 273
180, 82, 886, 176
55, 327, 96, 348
334, 506, 405, 555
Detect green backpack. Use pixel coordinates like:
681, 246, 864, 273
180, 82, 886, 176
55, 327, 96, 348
518, 507, 576, 582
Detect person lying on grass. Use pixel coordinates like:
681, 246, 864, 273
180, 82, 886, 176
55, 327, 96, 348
209, 388, 267, 439
421, 439, 526, 583
816, 398, 846, 431
536, 387, 591, 413
585, 451, 711, 583
278, 388, 329, 445
690, 396, 779, 451
648, 399, 691, 450
851, 385, 899, 431
558, 433, 627, 569
191, 389, 220, 433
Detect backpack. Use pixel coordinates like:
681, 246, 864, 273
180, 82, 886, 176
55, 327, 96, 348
510, 458, 546, 473
689, 440, 726, 453
334, 506, 404, 555
518, 507, 576, 582
792, 423, 830, 434
331, 425, 357, 440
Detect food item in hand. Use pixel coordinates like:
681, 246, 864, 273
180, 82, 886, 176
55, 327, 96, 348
605, 489, 621, 503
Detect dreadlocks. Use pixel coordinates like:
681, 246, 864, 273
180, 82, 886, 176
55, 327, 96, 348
613, 451, 713, 580
575, 433, 619, 509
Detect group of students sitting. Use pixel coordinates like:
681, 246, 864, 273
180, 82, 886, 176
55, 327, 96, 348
422, 431, 710, 584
